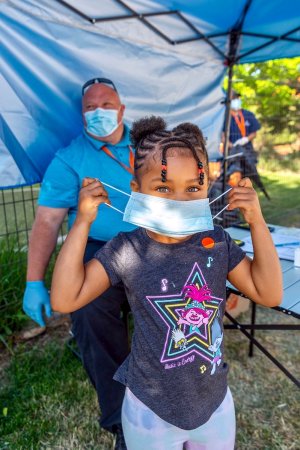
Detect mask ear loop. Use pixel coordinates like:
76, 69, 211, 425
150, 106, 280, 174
105, 203, 124, 214
209, 187, 232, 220
213, 204, 230, 220
100, 180, 131, 197
93, 179, 130, 215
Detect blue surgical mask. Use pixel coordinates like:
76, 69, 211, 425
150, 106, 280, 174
123, 192, 214, 238
98, 182, 231, 239
84, 107, 119, 138
231, 99, 242, 111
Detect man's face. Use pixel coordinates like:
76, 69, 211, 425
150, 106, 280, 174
230, 93, 242, 111
82, 84, 125, 127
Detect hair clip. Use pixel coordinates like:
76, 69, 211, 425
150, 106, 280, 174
198, 161, 205, 185
161, 158, 167, 182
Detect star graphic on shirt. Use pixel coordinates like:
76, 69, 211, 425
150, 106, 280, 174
146, 262, 224, 364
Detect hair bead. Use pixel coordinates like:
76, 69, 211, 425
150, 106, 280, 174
161, 163, 167, 182
198, 161, 205, 185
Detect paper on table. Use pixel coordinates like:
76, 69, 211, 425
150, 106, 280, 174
242, 233, 300, 261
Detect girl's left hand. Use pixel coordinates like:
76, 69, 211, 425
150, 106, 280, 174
227, 178, 264, 225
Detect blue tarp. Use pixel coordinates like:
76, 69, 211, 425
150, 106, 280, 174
0, 0, 299, 188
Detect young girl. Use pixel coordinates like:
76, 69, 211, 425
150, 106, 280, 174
51, 116, 282, 450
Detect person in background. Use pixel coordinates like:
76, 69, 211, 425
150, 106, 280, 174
51, 116, 282, 450
223, 89, 261, 160
221, 89, 261, 186
23, 77, 134, 449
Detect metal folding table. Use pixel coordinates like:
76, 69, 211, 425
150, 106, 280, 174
225, 225, 300, 388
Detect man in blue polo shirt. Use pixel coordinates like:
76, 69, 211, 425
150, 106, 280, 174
23, 78, 134, 449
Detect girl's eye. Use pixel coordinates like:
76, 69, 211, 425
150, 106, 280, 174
187, 186, 200, 192
156, 186, 170, 193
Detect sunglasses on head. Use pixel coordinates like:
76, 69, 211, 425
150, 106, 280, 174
82, 78, 118, 96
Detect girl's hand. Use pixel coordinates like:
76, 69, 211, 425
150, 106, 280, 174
227, 178, 264, 226
77, 177, 110, 224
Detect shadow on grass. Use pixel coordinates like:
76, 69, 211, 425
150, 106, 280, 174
259, 148, 300, 173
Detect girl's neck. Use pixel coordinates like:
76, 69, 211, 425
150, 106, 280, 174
145, 229, 192, 245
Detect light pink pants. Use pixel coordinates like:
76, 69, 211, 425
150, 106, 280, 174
122, 387, 236, 450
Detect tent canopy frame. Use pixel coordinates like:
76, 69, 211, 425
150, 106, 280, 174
56, 0, 300, 191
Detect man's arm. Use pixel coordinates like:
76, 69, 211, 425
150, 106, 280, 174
220, 131, 233, 150
246, 131, 257, 143
23, 206, 68, 327
27, 206, 68, 280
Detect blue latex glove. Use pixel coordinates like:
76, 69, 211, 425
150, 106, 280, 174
23, 281, 52, 327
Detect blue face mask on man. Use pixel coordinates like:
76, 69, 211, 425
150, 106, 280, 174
98, 181, 231, 238
84, 107, 120, 138
231, 99, 242, 111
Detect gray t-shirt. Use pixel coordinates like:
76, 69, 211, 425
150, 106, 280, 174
94, 225, 245, 429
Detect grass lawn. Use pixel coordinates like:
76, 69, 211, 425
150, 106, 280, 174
0, 168, 299, 449
0, 334, 113, 449
258, 169, 300, 227
0, 308, 299, 450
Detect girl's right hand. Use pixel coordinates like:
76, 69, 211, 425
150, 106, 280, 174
77, 177, 110, 224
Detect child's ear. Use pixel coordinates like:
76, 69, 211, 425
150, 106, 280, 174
130, 178, 140, 192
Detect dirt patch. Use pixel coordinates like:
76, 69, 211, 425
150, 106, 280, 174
0, 313, 71, 373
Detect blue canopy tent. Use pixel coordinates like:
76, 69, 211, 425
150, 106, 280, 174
1, 0, 300, 188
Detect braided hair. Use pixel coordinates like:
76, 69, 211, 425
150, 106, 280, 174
130, 116, 208, 184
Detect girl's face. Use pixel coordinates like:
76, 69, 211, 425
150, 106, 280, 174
131, 153, 209, 201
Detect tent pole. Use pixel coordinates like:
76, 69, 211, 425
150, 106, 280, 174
221, 26, 242, 223
222, 63, 234, 194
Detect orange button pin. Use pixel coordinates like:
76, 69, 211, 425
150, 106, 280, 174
201, 237, 215, 249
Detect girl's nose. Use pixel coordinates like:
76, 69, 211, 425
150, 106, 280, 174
173, 192, 190, 201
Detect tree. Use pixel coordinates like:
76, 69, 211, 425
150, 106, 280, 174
224, 58, 300, 140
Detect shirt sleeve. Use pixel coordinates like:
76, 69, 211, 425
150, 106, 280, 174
224, 230, 246, 273
247, 111, 261, 134
93, 234, 126, 286
38, 156, 79, 208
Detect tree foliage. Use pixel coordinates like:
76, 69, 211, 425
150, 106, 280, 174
224, 58, 300, 139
